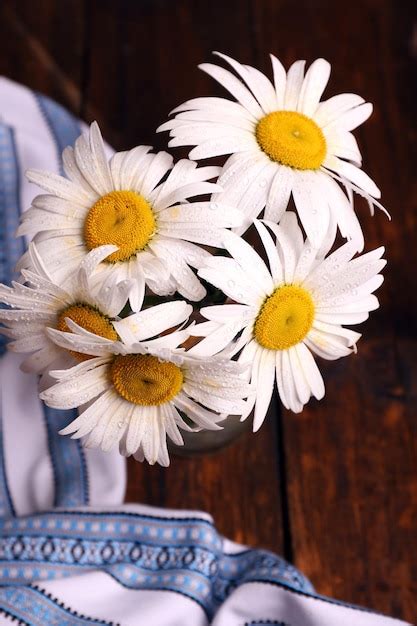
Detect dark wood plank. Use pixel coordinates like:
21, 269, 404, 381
126, 402, 284, 553
0, 0, 86, 115
284, 337, 417, 620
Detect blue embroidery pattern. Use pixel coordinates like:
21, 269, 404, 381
0, 586, 117, 626
0, 510, 313, 618
246, 622, 290, 626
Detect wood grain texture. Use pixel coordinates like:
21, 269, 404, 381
0, 0, 415, 622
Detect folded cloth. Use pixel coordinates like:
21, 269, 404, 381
0, 77, 410, 626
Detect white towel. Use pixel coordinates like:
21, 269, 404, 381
0, 77, 410, 626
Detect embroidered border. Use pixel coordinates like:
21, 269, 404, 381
0, 606, 30, 625
0, 586, 117, 626
0, 510, 313, 618
246, 622, 290, 626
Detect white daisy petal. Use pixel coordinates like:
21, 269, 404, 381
223, 231, 273, 294
290, 346, 312, 406
314, 93, 365, 127
284, 60, 306, 110
244, 64, 279, 113
160, 110, 254, 132
118, 146, 153, 190
324, 156, 381, 199
189, 320, 245, 357
188, 135, 258, 160
114, 301, 192, 343
298, 58, 331, 117
270, 54, 287, 107
158, 202, 242, 229
274, 351, 287, 410
169, 96, 257, 122
318, 173, 364, 251
59, 389, 115, 438
305, 329, 354, 359
173, 393, 223, 431
254, 220, 283, 283
163, 404, 185, 446
140, 151, 174, 198
213, 52, 277, 113
215, 153, 271, 220
199, 62, 264, 118
26, 169, 92, 206
295, 342, 325, 400
101, 402, 130, 452
293, 240, 318, 283
62, 146, 96, 196
262, 218, 298, 284
40, 362, 108, 409
281, 349, 304, 413
291, 170, 330, 249
313, 320, 361, 347
200, 254, 258, 306
155, 178, 220, 210
328, 102, 373, 131
253, 349, 275, 431
231, 161, 277, 233
89, 121, 114, 192
325, 129, 362, 165
32, 193, 87, 218
83, 395, 125, 450
264, 165, 294, 223
74, 133, 109, 197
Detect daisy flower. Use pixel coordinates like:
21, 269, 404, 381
159, 52, 387, 250
190, 214, 386, 430
0, 243, 134, 379
40, 310, 251, 466
19, 122, 243, 309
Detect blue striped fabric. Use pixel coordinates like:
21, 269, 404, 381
31, 92, 90, 508
0, 123, 23, 518
0, 124, 25, 357
35, 92, 82, 175
0, 415, 15, 518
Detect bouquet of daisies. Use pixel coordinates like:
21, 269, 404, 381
0, 54, 386, 466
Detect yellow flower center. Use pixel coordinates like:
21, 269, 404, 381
84, 190, 156, 263
110, 354, 184, 405
255, 111, 326, 170
57, 304, 118, 362
254, 285, 315, 350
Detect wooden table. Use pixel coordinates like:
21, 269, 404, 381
0, 1, 415, 622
